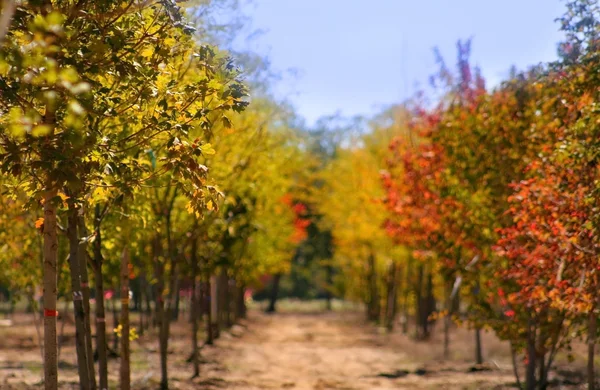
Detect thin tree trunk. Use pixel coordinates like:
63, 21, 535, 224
415, 263, 424, 339
222, 271, 232, 328
67, 209, 91, 390
119, 247, 131, 390
206, 275, 214, 345
159, 195, 179, 390
510, 342, 522, 389
112, 298, 119, 353
400, 257, 412, 335
154, 257, 168, 390
367, 252, 380, 322
385, 262, 399, 331
424, 268, 434, 340
138, 275, 145, 336
526, 318, 537, 390
236, 283, 246, 320
172, 279, 180, 322
538, 353, 547, 390
92, 204, 108, 390
266, 273, 281, 313
473, 279, 482, 364
190, 238, 201, 378
474, 327, 483, 364
589, 308, 597, 390
444, 281, 451, 359
145, 280, 153, 329
78, 217, 97, 390
325, 264, 333, 311
43, 188, 59, 390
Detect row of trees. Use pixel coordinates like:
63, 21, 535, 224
0, 1, 308, 389
311, 2, 600, 390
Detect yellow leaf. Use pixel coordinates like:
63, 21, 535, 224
31, 124, 52, 137
207, 200, 214, 210
57, 192, 69, 202
141, 47, 153, 58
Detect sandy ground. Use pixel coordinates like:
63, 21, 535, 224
198, 311, 517, 390
0, 308, 590, 389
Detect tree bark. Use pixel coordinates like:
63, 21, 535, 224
474, 327, 483, 365
266, 273, 281, 313
443, 281, 451, 359
400, 258, 412, 335
222, 271, 232, 328
153, 246, 168, 390
92, 204, 108, 390
138, 275, 146, 336
510, 342, 522, 389
43, 189, 59, 390
67, 208, 91, 389
526, 317, 537, 390
206, 275, 214, 345
367, 253, 380, 322
589, 308, 597, 390
235, 283, 247, 320
190, 238, 201, 378
385, 262, 399, 331
325, 264, 333, 311
112, 298, 119, 354
78, 217, 97, 390
473, 279, 483, 364
119, 247, 131, 390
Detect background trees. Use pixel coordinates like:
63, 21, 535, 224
4, 1, 600, 390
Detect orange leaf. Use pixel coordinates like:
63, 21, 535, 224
35, 218, 44, 229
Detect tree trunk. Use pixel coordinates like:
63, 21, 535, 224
223, 272, 232, 328
172, 279, 180, 322
385, 262, 399, 331
206, 275, 214, 345
154, 258, 169, 390
473, 278, 483, 364
138, 275, 146, 336
425, 269, 435, 339
443, 281, 451, 359
526, 318, 537, 390
190, 238, 201, 378
510, 342, 522, 389
67, 208, 91, 390
156, 275, 169, 390
367, 253, 380, 322
92, 204, 108, 390
266, 273, 281, 313
325, 264, 333, 311
236, 283, 246, 320
589, 308, 597, 390
43, 188, 59, 390
119, 247, 131, 390
78, 217, 97, 390
145, 280, 153, 329
474, 327, 483, 364
112, 298, 119, 354
538, 353, 547, 390
400, 260, 411, 335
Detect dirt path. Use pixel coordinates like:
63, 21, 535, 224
2, 310, 586, 389
198, 311, 516, 390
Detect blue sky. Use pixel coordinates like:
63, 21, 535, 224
237, 0, 566, 125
